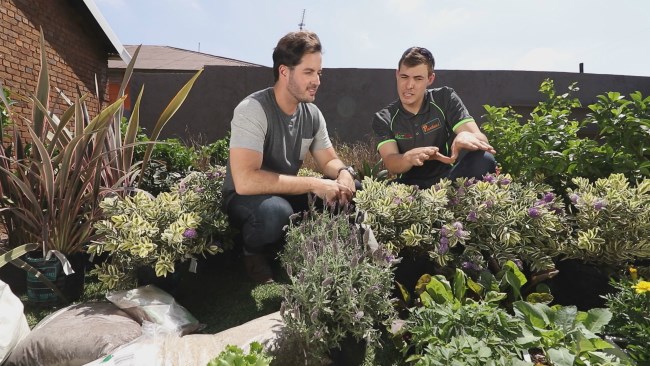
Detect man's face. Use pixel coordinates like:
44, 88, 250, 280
396, 63, 434, 113
287, 52, 322, 103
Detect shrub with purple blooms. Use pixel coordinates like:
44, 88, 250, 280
447, 174, 571, 272
89, 166, 231, 290
562, 174, 650, 268
354, 177, 456, 258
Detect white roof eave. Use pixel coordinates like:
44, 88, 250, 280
82, 0, 132, 64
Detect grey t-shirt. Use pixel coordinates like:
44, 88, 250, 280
222, 87, 332, 209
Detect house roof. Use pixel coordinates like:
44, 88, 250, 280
108, 45, 263, 70
81, 0, 131, 63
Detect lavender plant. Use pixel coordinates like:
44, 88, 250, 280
278, 209, 397, 365
563, 174, 650, 268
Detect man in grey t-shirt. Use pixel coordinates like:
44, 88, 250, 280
222, 31, 356, 283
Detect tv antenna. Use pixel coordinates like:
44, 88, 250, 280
298, 9, 306, 30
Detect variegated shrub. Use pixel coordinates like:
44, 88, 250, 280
447, 174, 571, 272
563, 174, 650, 268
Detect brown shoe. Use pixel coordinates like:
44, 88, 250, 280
244, 253, 274, 284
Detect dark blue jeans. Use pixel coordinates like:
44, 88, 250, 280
394, 150, 496, 189
226, 194, 309, 254
226, 177, 362, 254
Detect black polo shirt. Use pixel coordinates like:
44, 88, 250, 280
372, 87, 474, 183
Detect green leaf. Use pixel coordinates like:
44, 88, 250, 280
582, 307, 612, 333
425, 276, 453, 304
452, 268, 467, 302
513, 301, 549, 329
546, 347, 575, 366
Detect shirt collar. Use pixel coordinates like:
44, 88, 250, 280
398, 90, 432, 117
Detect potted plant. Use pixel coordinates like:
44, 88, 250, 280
0, 30, 203, 305
88, 166, 231, 291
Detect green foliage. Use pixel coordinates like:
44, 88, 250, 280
88, 168, 231, 289
604, 271, 650, 362
482, 79, 650, 195
278, 209, 397, 364
206, 342, 273, 366
405, 300, 527, 365
513, 301, 630, 366
0, 35, 202, 256
355, 178, 455, 257
199, 133, 230, 167
448, 174, 571, 272
563, 174, 650, 267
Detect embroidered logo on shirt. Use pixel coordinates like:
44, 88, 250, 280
395, 132, 413, 139
421, 118, 441, 134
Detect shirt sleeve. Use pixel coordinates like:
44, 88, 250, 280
229, 98, 267, 153
372, 109, 396, 150
310, 108, 333, 152
445, 88, 475, 132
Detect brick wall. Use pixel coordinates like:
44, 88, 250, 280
0, 0, 111, 141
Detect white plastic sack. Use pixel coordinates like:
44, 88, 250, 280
0, 279, 30, 364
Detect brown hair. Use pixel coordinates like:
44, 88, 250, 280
398, 47, 435, 75
272, 31, 322, 82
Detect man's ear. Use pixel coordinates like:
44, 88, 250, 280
279, 65, 288, 77
428, 72, 436, 86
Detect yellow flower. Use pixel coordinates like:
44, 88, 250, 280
630, 267, 638, 281
632, 281, 650, 294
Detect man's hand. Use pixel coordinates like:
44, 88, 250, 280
450, 131, 496, 162
404, 147, 439, 167
336, 170, 356, 195
312, 178, 353, 205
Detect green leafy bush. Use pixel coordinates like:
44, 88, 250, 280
206, 342, 273, 366
482, 79, 650, 196
561, 174, 650, 268
278, 209, 397, 364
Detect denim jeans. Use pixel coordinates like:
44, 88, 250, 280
394, 150, 496, 189
226, 194, 309, 254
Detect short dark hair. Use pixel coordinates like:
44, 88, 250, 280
398, 47, 435, 75
272, 31, 322, 82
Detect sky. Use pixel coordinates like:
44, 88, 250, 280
94, 0, 650, 77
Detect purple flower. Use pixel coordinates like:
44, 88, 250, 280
464, 178, 477, 187
452, 221, 464, 230
552, 206, 564, 215
467, 211, 478, 222
484, 200, 494, 208
499, 178, 511, 185
406, 195, 415, 202
569, 194, 579, 204
194, 186, 204, 193
527, 207, 541, 218
449, 197, 460, 206
439, 237, 449, 254
543, 192, 555, 203
182, 228, 197, 239
456, 230, 469, 239
393, 197, 402, 205
457, 187, 466, 196
461, 261, 480, 271
594, 199, 607, 211
354, 311, 364, 321
535, 200, 547, 207
513, 259, 523, 270
483, 175, 496, 183
440, 226, 450, 237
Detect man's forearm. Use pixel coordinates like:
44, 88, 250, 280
382, 153, 413, 174
234, 169, 319, 196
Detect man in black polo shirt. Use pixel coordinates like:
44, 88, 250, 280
372, 47, 496, 189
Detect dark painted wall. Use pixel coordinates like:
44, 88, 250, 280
128, 67, 650, 144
